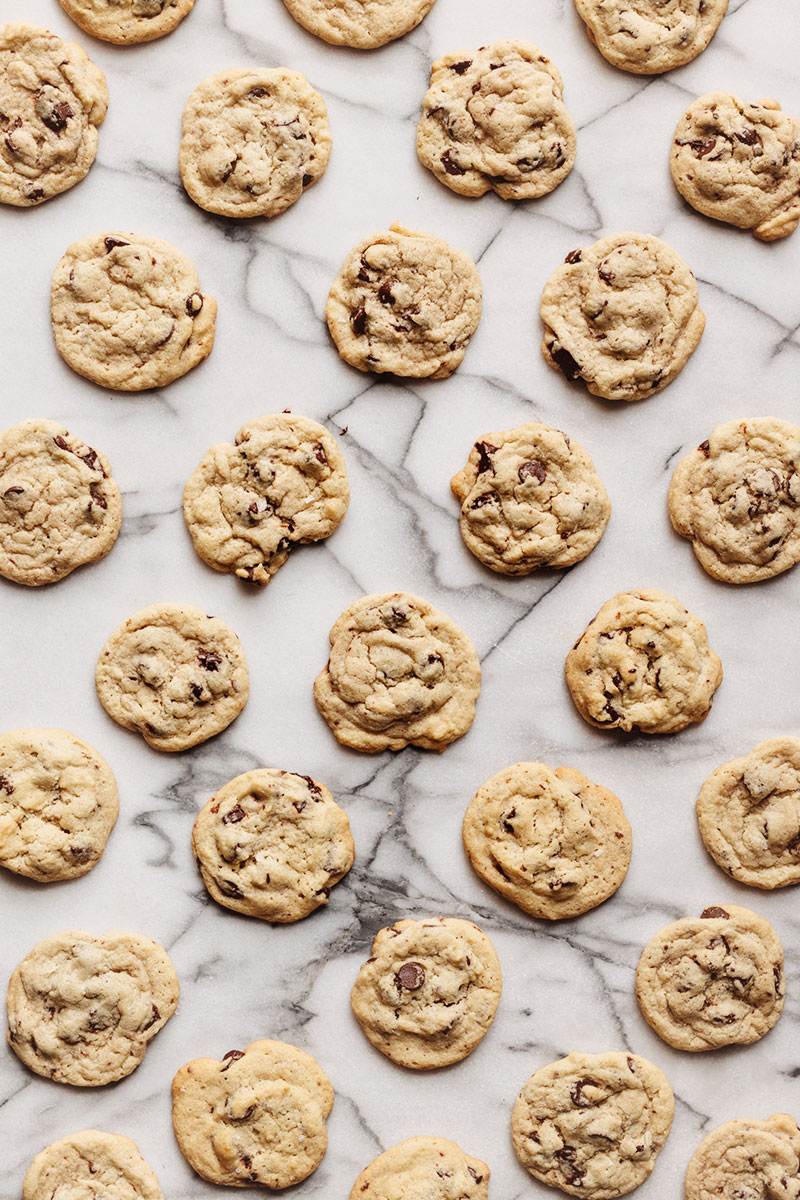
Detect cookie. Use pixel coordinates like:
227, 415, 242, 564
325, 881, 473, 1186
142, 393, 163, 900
350, 917, 502, 1069
450, 423, 610, 574
7, 930, 179, 1086
57, 0, 196, 45
635, 904, 785, 1051
540, 233, 705, 401
0, 728, 118, 882
0, 418, 122, 586
349, 1137, 489, 1200
23, 1130, 164, 1200
684, 1114, 800, 1200
95, 603, 249, 752
463, 762, 632, 920
281, 0, 437, 49
179, 69, 331, 219
313, 591, 481, 752
668, 418, 800, 583
565, 588, 723, 735
0, 23, 107, 207
671, 93, 800, 241
511, 1051, 674, 1198
171, 1038, 333, 1188
182, 413, 349, 586
192, 768, 354, 922
50, 232, 217, 391
326, 223, 482, 379
417, 41, 576, 200
574, 0, 728, 75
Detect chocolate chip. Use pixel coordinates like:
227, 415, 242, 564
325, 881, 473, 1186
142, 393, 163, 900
691, 138, 717, 158
249, 496, 269, 516
736, 128, 760, 146
313, 443, 327, 464
570, 1078, 597, 1108
41, 100, 73, 133
218, 879, 243, 898
598, 264, 616, 283
186, 292, 204, 316
378, 279, 396, 305
104, 237, 129, 253
70, 846, 92, 862
698, 439, 710, 457
302, 173, 313, 187
451, 60, 472, 74
518, 460, 546, 484
298, 774, 323, 798
357, 255, 371, 281
602, 700, 620, 722
441, 150, 466, 176
701, 906, 729, 919
223, 805, 246, 824
551, 344, 582, 381
554, 1147, 585, 1185
3, 487, 23, 498
27, 188, 45, 202
221, 1049, 244, 1072
502, 806, 516, 834
89, 484, 107, 510
565, 249, 582, 263
140, 1004, 160, 1031
469, 493, 495, 509
198, 649, 222, 671
467, 1167, 483, 1183
475, 441, 498, 474
395, 962, 426, 990
293, 800, 307, 813
352, 306, 367, 335
1, 773, 18, 793
189, 682, 204, 701
250, 87, 268, 98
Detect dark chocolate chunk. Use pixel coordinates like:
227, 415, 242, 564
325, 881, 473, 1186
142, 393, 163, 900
352, 306, 367, 335
395, 961, 426, 990
551, 344, 582, 381
565, 249, 582, 263
41, 100, 73, 133
198, 649, 222, 671
104, 237, 129, 253
701, 906, 730, 920
222, 804, 246, 824
698, 439, 710, 457
518, 460, 547, 484
735, 128, 760, 146
570, 1078, 598, 1108
441, 149, 466, 176
691, 138, 717, 158
378, 279, 396, 306
451, 60, 472, 74
186, 292, 204, 316
475, 441, 499, 475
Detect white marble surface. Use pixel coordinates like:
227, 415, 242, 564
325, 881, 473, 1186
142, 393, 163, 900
2, 0, 800, 1195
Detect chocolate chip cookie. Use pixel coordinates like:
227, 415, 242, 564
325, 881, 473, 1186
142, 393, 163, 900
281, 0, 437, 49
685, 1114, 800, 1200
349, 1137, 489, 1200
58, 0, 196, 45
574, 0, 728, 75
23, 1130, 164, 1200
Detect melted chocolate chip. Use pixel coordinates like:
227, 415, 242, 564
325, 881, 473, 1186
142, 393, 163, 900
104, 237, 129, 253
570, 1078, 597, 1108
298, 774, 323, 798
198, 649, 222, 671
313, 443, 327, 464
140, 1004, 160, 1031
395, 962, 426, 990
698, 439, 710, 457
475, 441, 499, 474
554, 1147, 585, 1185
352, 306, 367, 335
565, 249, 582, 263
502, 806, 516, 834
736, 128, 760, 146
701, 906, 730, 920
451, 60, 472, 74
223, 804, 246, 824
598, 264, 616, 284
551, 344, 582, 381
378, 279, 396, 305
692, 138, 717, 158
441, 150, 466, 176
302, 173, 313, 187
467, 1167, 483, 1183
186, 292, 204, 316
293, 800, 307, 813
518, 460, 546, 484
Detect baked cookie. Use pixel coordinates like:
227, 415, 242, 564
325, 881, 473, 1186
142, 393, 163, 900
565, 588, 723, 734
192, 768, 354, 921
313, 591, 481, 752
7, 929, 179, 1085
635, 904, 785, 1052
95, 603, 249, 752
574, 0, 728, 75
0, 418, 122, 586
349, 1137, 489, 1200
51, 232, 217, 391
326, 223, 482, 379
450, 423, 610, 574
511, 1051, 674, 1198
0, 728, 118, 882
668, 418, 800, 583
171, 1039, 333, 1188
540, 233, 705, 401
671, 93, 800, 241
684, 1114, 800, 1200
281, 0, 437, 49
182, 413, 349, 586
179, 68, 331, 219
350, 917, 502, 1069
0, 23, 107, 207
57, 0, 196, 45
416, 41, 576, 200
23, 1130, 164, 1200
463, 762, 632, 920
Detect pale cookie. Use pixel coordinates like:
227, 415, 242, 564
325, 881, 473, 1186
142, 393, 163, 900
635, 904, 785, 1052
7, 929, 179, 1086
180, 69, 331, 219
671, 92, 800, 241
314, 591, 481, 752
281, 0, 437, 49
349, 1137, 489, 1200
511, 1051, 674, 1198
417, 41, 576, 200
171, 1039, 333, 1188
0, 729, 118, 882
450, 423, 610, 574
183, 413, 349, 586
541, 232, 705, 401
0, 418, 122, 586
684, 1114, 800, 1200
565, 588, 723, 735
326, 223, 482, 379
463, 762, 632, 920
0, 23, 107, 207
574, 0, 728, 75
51, 232, 217, 391
350, 917, 502, 1069
23, 1130, 164, 1200
95, 603, 249, 752
57, 0, 196, 45
669, 418, 800, 583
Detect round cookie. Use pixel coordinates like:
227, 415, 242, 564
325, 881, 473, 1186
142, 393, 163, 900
349, 1137, 489, 1200
540, 233, 705, 401
511, 1051, 674, 1198
463, 762, 632, 920
671, 93, 800, 241
179, 68, 331, 219
350, 917, 502, 1069
182, 413, 349, 586
450, 423, 610, 574
95, 603, 249, 752
192, 768, 354, 921
635, 904, 785, 1052
0, 418, 122, 586
51, 232, 217, 391
0, 729, 118, 882
668, 417, 800, 583
23, 1130, 164, 1200
416, 41, 576, 200
684, 1114, 800, 1200
565, 588, 723, 735
313, 591, 481, 752
574, 0, 729, 75
7, 929, 179, 1086
57, 0, 196, 45
171, 1039, 334, 1188
325, 223, 482, 379
0, 23, 107, 207
281, 0, 437, 49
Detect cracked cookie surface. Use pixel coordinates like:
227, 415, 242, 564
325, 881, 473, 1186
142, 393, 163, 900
57, 0, 196, 45
23, 1130, 164, 1200
281, 0, 437, 48
574, 0, 728, 74
565, 588, 723, 734
349, 1137, 489, 1200
684, 1113, 800, 1200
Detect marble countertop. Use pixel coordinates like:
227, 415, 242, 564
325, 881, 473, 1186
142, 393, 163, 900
2, 0, 800, 1195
